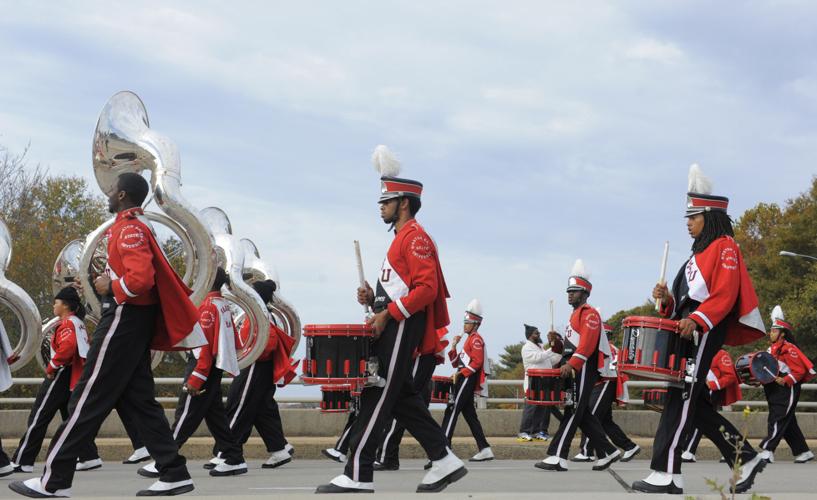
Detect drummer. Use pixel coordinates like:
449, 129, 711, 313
632, 165, 766, 495
681, 348, 742, 463
518, 325, 563, 442
536, 259, 620, 472
757, 306, 815, 464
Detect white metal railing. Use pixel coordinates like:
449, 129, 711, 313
3, 378, 816, 409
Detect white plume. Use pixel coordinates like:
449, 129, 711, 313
570, 258, 589, 279
371, 145, 401, 177
466, 298, 483, 317
687, 163, 713, 194
771, 305, 785, 323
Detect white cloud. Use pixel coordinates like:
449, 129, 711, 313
624, 37, 684, 63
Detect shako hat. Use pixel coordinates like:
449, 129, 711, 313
372, 145, 423, 203
770, 305, 793, 332
566, 259, 592, 293
464, 298, 483, 324
686, 163, 729, 217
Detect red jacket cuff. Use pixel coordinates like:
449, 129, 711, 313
387, 302, 405, 321
187, 375, 205, 390
568, 356, 584, 372
689, 312, 711, 333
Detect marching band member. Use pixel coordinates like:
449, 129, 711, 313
322, 400, 358, 464
632, 165, 766, 495
374, 327, 449, 471
681, 348, 741, 463
536, 260, 620, 472
574, 323, 640, 463
11, 287, 101, 474
757, 306, 815, 464
118, 407, 150, 464
441, 300, 493, 462
518, 326, 563, 442
138, 268, 247, 479
1, 317, 13, 478
10, 173, 205, 498
316, 146, 466, 493
208, 279, 297, 470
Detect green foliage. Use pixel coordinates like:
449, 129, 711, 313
493, 341, 524, 377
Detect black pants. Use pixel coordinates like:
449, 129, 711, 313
343, 313, 448, 483
650, 322, 756, 473
760, 382, 809, 455
216, 359, 288, 455
520, 403, 562, 435
170, 358, 243, 464
117, 401, 144, 451
40, 299, 189, 492
336, 408, 358, 455
12, 369, 98, 467
376, 353, 436, 464
683, 390, 722, 455
579, 379, 636, 457
1, 436, 10, 467
547, 356, 617, 460
441, 372, 490, 451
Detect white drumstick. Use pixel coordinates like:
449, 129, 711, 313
655, 241, 669, 312
354, 241, 373, 315
549, 299, 555, 332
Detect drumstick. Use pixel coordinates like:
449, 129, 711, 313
354, 241, 373, 316
655, 241, 669, 312
549, 299, 555, 332
763, 366, 777, 380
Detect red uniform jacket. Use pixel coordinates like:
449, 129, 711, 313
377, 219, 450, 355
448, 330, 486, 392
238, 320, 297, 386
432, 327, 450, 365
565, 304, 603, 373
706, 349, 741, 406
187, 291, 238, 390
660, 236, 764, 346
46, 315, 90, 390
770, 340, 816, 386
105, 207, 206, 351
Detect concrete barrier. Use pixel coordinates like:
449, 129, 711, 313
2, 408, 815, 439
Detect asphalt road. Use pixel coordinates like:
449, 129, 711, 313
1, 459, 815, 499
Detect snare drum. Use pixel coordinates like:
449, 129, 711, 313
619, 316, 686, 382
643, 388, 668, 412
735, 351, 779, 386
320, 384, 353, 413
430, 375, 453, 404
302, 324, 374, 384
525, 368, 566, 406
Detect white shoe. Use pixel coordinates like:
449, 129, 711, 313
203, 456, 225, 470
209, 462, 248, 477
681, 451, 697, 463
536, 455, 569, 471
732, 454, 767, 494
136, 479, 194, 496
517, 433, 533, 442
571, 452, 594, 462
75, 458, 103, 471
321, 448, 346, 463
137, 461, 159, 478
418, 452, 467, 492
794, 451, 814, 464
759, 449, 774, 463
11, 462, 34, 473
123, 447, 150, 464
285, 443, 295, 456
263, 449, 292, 469
622, 445, 641, 462
0, 463, 14, 477
469, 447, 494, 462
315, 474, 374, 493
12, 477, 72, 497
593, 449, 621, 471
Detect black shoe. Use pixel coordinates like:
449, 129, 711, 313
373, 461, 399, 471
8, 481, 68, 498
209, 466, 248, 477
631, 480, 683, 494
315, 483, 373, 494
135, 483, 195, 496
720, 457, 728, 463
416, 466, 468, 493
11, 465, 33, 474
262, 457, 292, 469
137, 468, 160, 479
731, 458, 767, 494
202, 463, 216, 470
423, 461, 432, 470
534, 461, 567, 472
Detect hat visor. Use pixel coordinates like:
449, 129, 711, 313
566, 286, 588, 292
379, 193, 402, 204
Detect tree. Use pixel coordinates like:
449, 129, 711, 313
493, 342, 523, 377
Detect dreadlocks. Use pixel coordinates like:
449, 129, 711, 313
691, 211, 734, 254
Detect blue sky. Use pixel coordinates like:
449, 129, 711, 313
1, 2, 815, 385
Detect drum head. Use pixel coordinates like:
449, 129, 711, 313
750, 351, 779, 385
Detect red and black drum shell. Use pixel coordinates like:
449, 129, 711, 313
643, 388, 668, 413
430, 375, 453, 404
735, 351, 779, 386
525, 368, 566, 407
302, 324, 374, 384
619, 316, 685, 383
320, 384, 352, 413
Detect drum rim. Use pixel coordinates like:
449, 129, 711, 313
432, 375, 454, 382
524, 399, 566, 407
526, 368, 562, 377
738, 351, 779, 383
320, 408, 351, 413
618, 363, 684, 381
303, 376, 369, 384
303, 323, 374, 335
320, 384, 354, 391
622, 315, 680, 331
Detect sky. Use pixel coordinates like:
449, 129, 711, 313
1, 1, 816, 393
